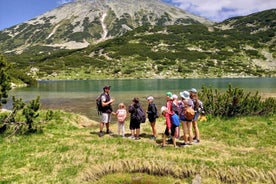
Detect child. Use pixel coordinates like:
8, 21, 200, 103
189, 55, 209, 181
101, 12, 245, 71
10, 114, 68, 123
147, 96, 158, 140
113, 103, 127, 137
160, 106, 177, 148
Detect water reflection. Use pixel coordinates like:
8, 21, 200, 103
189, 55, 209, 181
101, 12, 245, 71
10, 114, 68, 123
5, 78, 276, 121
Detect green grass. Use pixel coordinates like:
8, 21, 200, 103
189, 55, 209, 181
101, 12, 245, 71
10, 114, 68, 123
0, 111, 275, 183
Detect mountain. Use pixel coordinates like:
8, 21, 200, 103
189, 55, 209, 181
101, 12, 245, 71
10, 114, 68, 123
0, 0, 212, 54
1, 4, 275, 80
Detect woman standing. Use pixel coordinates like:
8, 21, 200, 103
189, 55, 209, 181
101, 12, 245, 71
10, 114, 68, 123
147, 96, 158, 140
190, 88, 203, 143
128, 97, 144, 140
179, 90, 194, 145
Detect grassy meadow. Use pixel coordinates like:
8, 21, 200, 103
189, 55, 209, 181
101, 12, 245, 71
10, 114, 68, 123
0, 110, 275, 184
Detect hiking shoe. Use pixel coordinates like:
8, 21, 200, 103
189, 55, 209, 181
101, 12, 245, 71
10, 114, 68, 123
128, 136, 135, 139
150, 136, 156, 140
166, 138, 173, 144
194, 139, 200, 143
106, 130, 113, 134
98, 132, 104, 137
181, 143, 188, 147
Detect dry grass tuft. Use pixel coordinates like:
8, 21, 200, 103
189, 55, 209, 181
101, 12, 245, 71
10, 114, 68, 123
80, 159, 276, 183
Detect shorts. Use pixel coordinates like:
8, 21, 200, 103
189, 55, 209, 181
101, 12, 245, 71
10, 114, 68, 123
165, 124, 176, 137
148, 117, 156, 123
130, 119, 140, 130
101, 113, 111, 123
180, 114, 193, 122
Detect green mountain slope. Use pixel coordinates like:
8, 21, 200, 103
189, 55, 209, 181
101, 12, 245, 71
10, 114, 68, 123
3, 9, 276, 80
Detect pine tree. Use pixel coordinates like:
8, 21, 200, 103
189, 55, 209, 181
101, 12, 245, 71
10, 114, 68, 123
0, 54, 11, 109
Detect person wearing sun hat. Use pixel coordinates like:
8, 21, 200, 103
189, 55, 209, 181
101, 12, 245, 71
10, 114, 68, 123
189, 88, 203, 143
179, 90, 194, 145
147, 96, 158, 140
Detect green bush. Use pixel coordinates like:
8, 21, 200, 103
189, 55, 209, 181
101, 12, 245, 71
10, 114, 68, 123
199, 84, 276, 117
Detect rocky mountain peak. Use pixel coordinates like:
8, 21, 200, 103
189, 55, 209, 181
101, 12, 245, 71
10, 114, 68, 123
0, 0, 213, 53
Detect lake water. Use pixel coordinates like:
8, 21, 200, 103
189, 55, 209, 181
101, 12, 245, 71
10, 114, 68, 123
5, 78, 276, 121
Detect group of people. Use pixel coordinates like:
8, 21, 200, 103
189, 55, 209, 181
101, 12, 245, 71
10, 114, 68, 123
97, 85, 203, 147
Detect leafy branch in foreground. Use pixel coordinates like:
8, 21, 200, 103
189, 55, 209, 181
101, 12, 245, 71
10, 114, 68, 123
199, 84, 276, 117
0, 96, 41, 136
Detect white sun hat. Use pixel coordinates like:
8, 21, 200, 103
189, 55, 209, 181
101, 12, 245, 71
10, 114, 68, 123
180, 90, 190, 99
161, 106, 168, 113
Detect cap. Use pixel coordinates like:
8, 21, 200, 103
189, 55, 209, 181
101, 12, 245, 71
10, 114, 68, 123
190, 88, 197, 93
103, 86, 111, 90
166, 92, 172, 98
161, 106, 168, 113
180, 90, 190, 99
147, 96, 154, 101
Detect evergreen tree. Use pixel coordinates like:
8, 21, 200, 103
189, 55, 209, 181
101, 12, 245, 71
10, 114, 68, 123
0, 54, 11, 109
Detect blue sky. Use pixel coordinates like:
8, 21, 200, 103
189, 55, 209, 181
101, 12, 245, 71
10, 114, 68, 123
0, 0, 276, 30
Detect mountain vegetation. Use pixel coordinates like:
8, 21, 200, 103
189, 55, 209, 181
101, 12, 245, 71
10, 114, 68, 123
0, 0, 275, 80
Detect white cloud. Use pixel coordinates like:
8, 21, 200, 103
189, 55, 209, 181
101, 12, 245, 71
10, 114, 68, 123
167, 0, 276, 22
57, 0, 75, 5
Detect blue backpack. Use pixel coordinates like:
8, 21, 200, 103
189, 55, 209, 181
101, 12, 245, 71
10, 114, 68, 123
171, 114, 180, 126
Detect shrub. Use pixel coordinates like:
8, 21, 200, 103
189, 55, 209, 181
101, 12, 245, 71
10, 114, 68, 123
199, 84, 276, 117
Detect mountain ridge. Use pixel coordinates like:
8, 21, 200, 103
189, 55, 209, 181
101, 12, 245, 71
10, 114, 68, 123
0, 3, 275, 80
0, 0, 213, 53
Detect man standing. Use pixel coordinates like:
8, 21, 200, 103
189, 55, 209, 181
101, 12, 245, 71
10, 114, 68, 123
99, 86, 114, 137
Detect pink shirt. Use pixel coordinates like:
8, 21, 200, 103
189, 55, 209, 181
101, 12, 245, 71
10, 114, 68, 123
164, 112, 172, 129
116, 109, 127, 122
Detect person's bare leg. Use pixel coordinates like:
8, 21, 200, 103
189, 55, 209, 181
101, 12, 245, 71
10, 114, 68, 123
100, 122, 104, 132
136, 128, 140, 139
106, 122, 110, 132
151, 122, 157, 137
183, 122, 188, 144
193, 121, 200, 141
162, 134, 166, 146
172, 136, 176, 147
187, 122, 193, 144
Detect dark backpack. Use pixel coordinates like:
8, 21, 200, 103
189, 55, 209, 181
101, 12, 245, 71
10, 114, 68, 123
96, 93, 104, 113
135, 107, 146, 123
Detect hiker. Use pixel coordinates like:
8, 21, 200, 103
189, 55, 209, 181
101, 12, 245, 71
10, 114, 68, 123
172, 94, 180, 138
165, 92, 180, 145
113, 103, 127, 137
160, 106, 177, 148
146, 96, 158, 140
98, 86, 115, 137
190, 88, 203, 143
128, 97, 145, 140
179, 90, 194, 145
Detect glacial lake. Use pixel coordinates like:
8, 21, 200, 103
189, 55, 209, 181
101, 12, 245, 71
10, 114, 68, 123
6, 78, 276, 121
